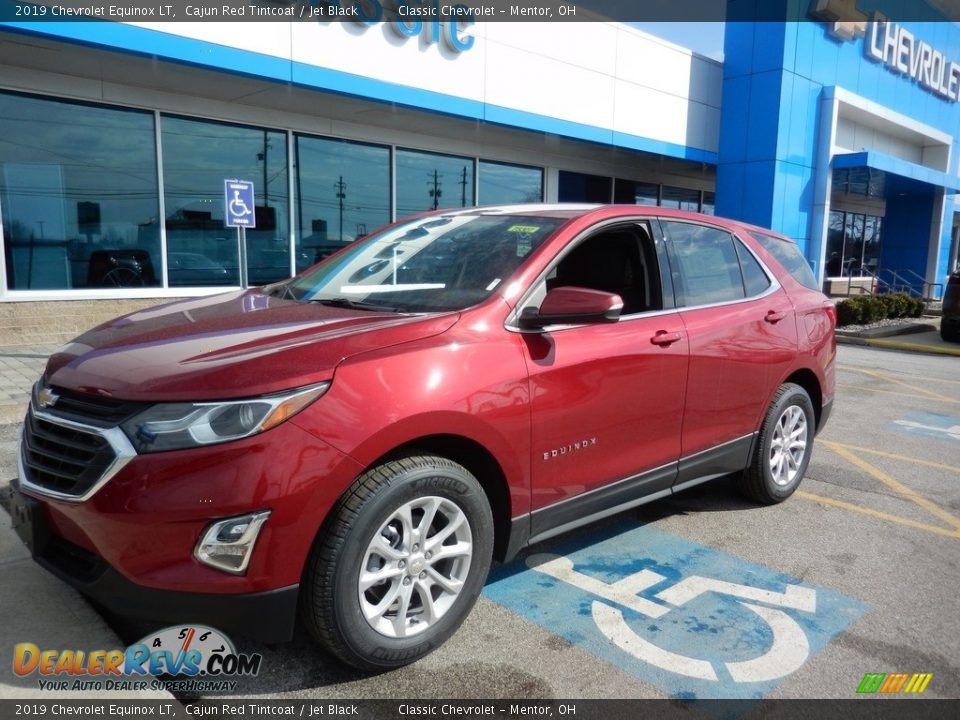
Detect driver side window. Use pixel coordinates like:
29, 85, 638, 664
536, 223, 661, 317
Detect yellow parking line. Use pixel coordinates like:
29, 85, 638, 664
836, 384, 960, 405
823, 441, 960, 531
846, 367, 957, 403
840, 367, 960, 387
796, 491, 960, 540
824, 441, 960, 475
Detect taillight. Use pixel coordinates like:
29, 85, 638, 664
824, 301, 837, 328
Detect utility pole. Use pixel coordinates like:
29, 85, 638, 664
459, 166, 468, 207
428, 170, 442, 210
335, 176, 346, 241
258, 132, 270, 205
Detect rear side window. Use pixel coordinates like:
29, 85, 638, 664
751, 231, 819, 290
661, 221, 745, 306
735, 240, 772, 296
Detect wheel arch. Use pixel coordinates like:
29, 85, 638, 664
363, 434, 515, 562
781, 367, 823, 430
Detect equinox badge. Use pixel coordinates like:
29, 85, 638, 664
543, 437, 597, 461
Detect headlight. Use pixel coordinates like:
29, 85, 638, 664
121, 382, 329, 453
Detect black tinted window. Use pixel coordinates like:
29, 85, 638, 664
752, 231, 819, 290
735, 240, 771, 297
662, 221, 744, 306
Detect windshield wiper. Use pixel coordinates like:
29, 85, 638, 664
309, 297, 399, 312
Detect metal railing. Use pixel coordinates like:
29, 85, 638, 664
895, 268, 943, 301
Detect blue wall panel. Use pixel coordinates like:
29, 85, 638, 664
744, 71, 783, 163
882, 193, 934, 279
718, 1, 960, 287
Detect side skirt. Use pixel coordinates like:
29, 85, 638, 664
502, 433, 756, 561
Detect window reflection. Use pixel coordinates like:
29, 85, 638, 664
0, 92, 160, 290
826, 210, 883, 277
396, 149, 474, 217
614, 179, 658, 205
478, 161, 542, 205
161, 116, 289, 286
662, 221, 746, 306
701, 192, 715, 215
661, 186, 700, 211
559, 171, 611, 203
295, 135, 390, 271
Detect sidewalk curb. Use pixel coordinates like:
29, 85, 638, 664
862, 337, 960, 357
835, 333, 960, 356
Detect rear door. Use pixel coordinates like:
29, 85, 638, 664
513, 220, 689, 540
657, 219, 798, 489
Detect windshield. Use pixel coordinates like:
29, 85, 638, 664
280, 214, 565, 312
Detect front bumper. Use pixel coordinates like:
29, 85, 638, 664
10, 478, 298, 642
13, 407, 364, 640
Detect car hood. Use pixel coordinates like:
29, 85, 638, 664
44, 290, 459, 402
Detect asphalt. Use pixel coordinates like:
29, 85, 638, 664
0, 319, 957, 701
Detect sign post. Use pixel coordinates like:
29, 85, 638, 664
224, 179, 256, 288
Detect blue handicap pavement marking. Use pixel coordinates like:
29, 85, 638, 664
888, 411, 960, 444
483, 523, 867, 699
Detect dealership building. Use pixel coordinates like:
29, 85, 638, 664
0, 1, 958, 343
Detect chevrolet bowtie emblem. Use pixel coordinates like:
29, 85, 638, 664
810, 0, 869, 41
37, 387, 60, 408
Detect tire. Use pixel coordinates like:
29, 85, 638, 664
737, 383, 815, 505
301, 455, 494, 671
941, 321, 960, 343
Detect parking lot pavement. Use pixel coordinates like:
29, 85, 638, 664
0, 348, 51, 425
0, 343, 958, 700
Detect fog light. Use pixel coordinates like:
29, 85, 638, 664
195, 511, 271, 575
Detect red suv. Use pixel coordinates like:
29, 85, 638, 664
11, 206, 835, 670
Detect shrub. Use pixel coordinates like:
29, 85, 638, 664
835, 298, 863, 326
837, 293, 926, 326
908, 296, 925, 318
878, 292, 911, 319
862, 295, 887, 323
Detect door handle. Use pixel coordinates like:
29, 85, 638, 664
764, 310, 787, 324
650, 330, 683, 346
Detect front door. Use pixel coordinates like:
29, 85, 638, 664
516, 222, 689, 540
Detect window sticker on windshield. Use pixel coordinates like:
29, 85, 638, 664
508, 225, 539, 257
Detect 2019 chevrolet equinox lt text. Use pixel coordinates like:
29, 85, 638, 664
11, 205, 835, 670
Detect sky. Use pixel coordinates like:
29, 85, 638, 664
629, 22, 727, 61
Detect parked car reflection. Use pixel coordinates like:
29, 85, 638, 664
167, 252, 232, 286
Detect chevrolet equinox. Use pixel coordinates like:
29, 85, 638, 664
11, 205, 836, 670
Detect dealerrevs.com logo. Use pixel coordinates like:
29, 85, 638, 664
13, 625, 262, 693
856, 672, 934, 695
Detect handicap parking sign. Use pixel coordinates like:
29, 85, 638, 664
225, 179, 256, 228
484, 524, 867, 699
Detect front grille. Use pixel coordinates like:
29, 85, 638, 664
38, 385, 146, 428
21, 409, 118, 497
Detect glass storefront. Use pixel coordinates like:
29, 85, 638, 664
161, 116, 290, 287
0, 90, 651, 295
559, 171, 612, 203
396, 149, 475, 217
661, 185, 701, 211
478, 161, 543, 205
826, 210, 883, 277
295, 135, 390, 271
0, 93, 160, 290
613, 179, 713, 213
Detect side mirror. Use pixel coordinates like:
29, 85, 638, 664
519, 286, 623, 330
